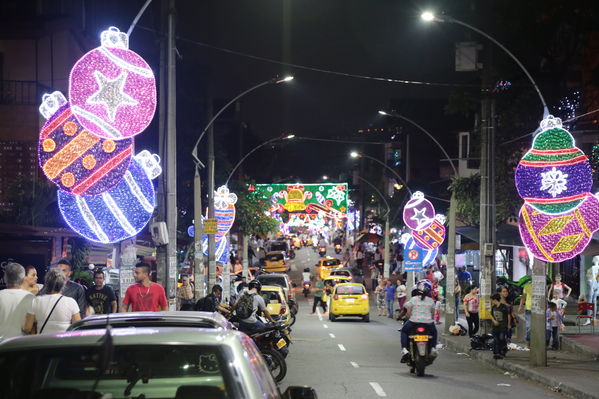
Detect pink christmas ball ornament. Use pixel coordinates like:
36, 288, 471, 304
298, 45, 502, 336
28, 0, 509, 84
69, 27, 156, 140
403, 191, 435, 231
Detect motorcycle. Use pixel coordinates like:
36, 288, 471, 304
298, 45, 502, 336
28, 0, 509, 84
248, 321, 291, 382
288, 246, 296, 259
403, 324, 437, 377
303, 281, 311, 298
334, 244, 342, 254
318, 247, 326, 257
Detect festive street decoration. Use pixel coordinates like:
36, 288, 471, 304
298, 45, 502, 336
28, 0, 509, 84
69, 27, 156, 140
38, 93, 132, 196
518, 193, 599, 262
515, 116, 592, 215
57, 155, 157, 244
202, 234, 229, 263
411, 214, 446, 250
403, 191, 435, 231
401, 234, 438, 266
254, 183, 348, 215
214, 186, 237, 240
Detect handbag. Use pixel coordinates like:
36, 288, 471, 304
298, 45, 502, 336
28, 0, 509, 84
39, 295, 63, 334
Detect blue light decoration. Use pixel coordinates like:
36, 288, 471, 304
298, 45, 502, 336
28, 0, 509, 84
58, 155, 159, 243
201, 234, 229, 263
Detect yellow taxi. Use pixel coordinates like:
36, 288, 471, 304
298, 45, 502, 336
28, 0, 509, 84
316, 257, 342, 279
263, 251, 288, 273
260, 285, 291, 326
329, 283, 370, 322
321, 275, 352, 302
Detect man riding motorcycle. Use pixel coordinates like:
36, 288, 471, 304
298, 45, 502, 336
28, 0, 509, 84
400, 280, 438, 363
230, 280, 275, 334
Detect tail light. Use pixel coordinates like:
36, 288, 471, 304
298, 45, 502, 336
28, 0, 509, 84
333, 295, 339, 300
361, 294, 368, 300
280, 300, 287, 314
304, 283, 310, 289
417, 327, 425, 333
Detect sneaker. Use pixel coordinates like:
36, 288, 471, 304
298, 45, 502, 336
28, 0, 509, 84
400, 348, 410, 363
583, 320, 591, 326
430, 348, 438, 358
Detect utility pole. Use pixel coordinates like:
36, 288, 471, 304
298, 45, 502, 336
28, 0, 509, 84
444, 192, 457, 332
193, 167, 205, 299
530, 258, 547, 366
207, 100, 216, 291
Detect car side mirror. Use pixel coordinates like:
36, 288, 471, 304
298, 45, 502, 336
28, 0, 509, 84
282, 386, 318, 399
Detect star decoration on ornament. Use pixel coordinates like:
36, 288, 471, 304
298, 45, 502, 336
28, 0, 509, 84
410, 207, 431, 228
87, 71, 138, 121
326, 187, 346, 205
214, 186, 238, 210
540, 167, 568, 198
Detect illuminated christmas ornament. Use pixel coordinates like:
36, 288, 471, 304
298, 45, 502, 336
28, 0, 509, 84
403, 191, 435, 231
411, 214, 446, 250
515, 116, 592, 214
38, 92, 133, 196
202, 234, 229, 263
214, 186, 237, 240
58, 155, 158, 243
518, 193, 599, 262
69, 27, 156, 140
401, 234, 438, 266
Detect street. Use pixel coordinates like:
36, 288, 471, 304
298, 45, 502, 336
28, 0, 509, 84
281, 247, 561, 399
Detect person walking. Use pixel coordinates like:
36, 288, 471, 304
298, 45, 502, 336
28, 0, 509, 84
356, 249, 364, 269
498, 286, 517, 343
518, 281, 533, 347
176, 277, 194, 310
24, 269, 81, 334
396, 279, 407, 311
121, 263, 168, 312
463, 285, 480, 337
21, 266, 41, 295
85, 270, 117, 315
0, 263, 35, 341
311, 276, 327, 314
39, 259, 87, 318
490, 293, 509, 359
546, 301, 563, 350
385, 280, 397, 318
375, 280, 386, 316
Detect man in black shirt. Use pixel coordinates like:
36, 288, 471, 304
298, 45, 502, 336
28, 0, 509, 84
490, 293, 510, 359
86, 270, 117, 314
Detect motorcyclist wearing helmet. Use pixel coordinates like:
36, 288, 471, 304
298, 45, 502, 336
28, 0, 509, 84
229, 280, 275, 334
400, 280, 438, 362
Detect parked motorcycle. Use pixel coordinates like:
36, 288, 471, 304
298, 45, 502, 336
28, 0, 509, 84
248, 321, 291, 382
403, 324, 437, 377
288, 246, 296, 259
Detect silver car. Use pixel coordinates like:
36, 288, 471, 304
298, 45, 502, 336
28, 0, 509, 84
68, 311, 233, 331
0, 327, 317, 399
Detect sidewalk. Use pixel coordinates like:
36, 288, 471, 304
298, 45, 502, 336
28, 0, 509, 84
440, 321, 599, 399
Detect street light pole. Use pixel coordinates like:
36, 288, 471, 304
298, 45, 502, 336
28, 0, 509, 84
191, 76, 293, 292
379, 110, 459, 332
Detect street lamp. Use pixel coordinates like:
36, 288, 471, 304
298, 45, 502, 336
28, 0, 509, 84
420, 11, 548, 117
191, 76, 294, 297
379, 109, 459, 332
322, 175, 328, 180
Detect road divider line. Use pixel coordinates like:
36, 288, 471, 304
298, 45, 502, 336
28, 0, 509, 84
369, 382, 387, 397
323, 324, 329, 329
350, 361, 359, 368
316, 307, 323, 321
329, 333, 335, 338
338, 344, 346, 351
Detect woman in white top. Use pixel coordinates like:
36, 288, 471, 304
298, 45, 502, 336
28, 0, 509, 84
23, 269, 80, 334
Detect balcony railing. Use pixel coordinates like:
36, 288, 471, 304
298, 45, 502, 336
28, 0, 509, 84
0, 80, 38, 105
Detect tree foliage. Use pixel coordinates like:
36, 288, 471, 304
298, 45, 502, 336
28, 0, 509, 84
232, 181, 279, 236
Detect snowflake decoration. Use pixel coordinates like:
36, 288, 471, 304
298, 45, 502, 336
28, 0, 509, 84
540, 167, 568, 198
326, 187, 346, 206
214, 185, 238, 210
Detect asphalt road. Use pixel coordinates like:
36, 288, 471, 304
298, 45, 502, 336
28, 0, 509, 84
281, 246, 561, 399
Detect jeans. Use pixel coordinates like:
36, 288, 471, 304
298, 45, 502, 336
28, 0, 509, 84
546, 327, 559, 349
492, 330, 507, 355
312, 296, 327, 313
466, 312, 480, 337
401, 320, 437, 349
238, 319, 266, 335
386, 299, 394, 318
525, 310, 532, 343
455, 295, 460, 321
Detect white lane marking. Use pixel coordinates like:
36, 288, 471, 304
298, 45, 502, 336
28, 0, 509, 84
329, 333, 336, 338
369, 382, 387, 397
338, 344, 346, 351
316, 307, 323, 321
350, 361, 359, 368
323, 324, 329, 329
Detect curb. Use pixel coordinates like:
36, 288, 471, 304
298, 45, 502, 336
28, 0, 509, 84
560, 336, 599, 361
440, 335, 599, 399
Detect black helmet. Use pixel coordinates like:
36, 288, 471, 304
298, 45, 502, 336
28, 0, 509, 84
248, 280, 262, 293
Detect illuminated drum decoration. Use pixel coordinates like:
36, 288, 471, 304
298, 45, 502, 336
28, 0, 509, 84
69, 27, 156, 140
58, 156, 158, 243
38, 92, 132, 196
411, 214, 446, 250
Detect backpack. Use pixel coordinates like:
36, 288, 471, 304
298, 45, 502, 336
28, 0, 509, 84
470, 334, 494, 350
195, 295, 214, 312
235, 293, 256, 319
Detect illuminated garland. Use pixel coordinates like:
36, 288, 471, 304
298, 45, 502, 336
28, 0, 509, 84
69, 27, 156, 140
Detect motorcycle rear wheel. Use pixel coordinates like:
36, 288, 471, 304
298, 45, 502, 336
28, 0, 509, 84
415, 355, 426, 377
262, 348, 287, 383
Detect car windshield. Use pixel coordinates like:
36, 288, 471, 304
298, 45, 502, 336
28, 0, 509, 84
323, 259, 341, 267
257, 276, 287, 288
0, 345, 238, 399
261, 291, 282, 304
266, 253, 284, 261
336, 285, 364, 295
269, 242, 287, 251
330, 271, 350, 277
